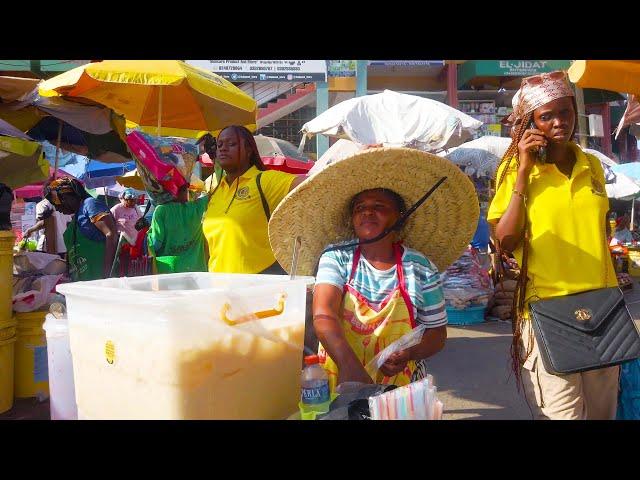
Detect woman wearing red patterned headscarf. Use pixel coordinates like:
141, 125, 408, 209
488, 71, 621, 420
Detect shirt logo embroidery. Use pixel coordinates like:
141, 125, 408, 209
236, 186, 250, 200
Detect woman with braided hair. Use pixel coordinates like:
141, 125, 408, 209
44, 177, 119, 281
488, 71, 619, 419
201, 125, 306, 274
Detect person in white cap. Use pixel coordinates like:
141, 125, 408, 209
110, 188, 142, 245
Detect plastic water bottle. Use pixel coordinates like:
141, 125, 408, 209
300, 355, 330, 414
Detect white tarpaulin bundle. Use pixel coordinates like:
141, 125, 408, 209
443, 136, 512, 178
300, 90, 482, 153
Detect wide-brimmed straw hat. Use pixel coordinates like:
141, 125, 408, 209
268, 147, 479, 276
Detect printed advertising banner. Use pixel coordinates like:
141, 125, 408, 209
186, 60, 327, 82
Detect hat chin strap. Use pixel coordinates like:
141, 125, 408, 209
322, 176, 448, 254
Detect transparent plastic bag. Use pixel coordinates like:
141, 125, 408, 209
364, 324, 427, 378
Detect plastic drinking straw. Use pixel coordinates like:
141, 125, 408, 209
427, 385, 437, 420
426, 374, 434, 387
403, 388, 411, 420
408, 383, 416, 420
434, 400, 444, 420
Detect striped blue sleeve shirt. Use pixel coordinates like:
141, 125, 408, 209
315, 245, 447, 328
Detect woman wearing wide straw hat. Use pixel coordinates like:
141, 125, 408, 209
269, 147, 479, 391
488, 70, 620, 419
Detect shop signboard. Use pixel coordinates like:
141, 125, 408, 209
327, 60, 357, 77
459, 60, 573, 86
186, 60, 327, 82
368, 60, 445, 67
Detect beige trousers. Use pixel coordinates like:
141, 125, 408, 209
520, 324, 620, 420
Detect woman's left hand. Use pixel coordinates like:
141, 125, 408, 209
379, 349, 411, 377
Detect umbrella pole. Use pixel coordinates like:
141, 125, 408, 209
157, 85, 162, 137
53, 119, 63, 179
632, 199, 636, 232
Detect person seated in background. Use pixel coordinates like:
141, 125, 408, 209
610, 214, 633, 246
110, 188, 142, 245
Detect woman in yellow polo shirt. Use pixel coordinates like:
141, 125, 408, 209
202, 125, 305, 274
488, 71, 619, 420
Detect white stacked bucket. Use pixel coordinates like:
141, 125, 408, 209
43, 313, 77, 420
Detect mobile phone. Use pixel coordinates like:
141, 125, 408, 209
529, 120, 546, 163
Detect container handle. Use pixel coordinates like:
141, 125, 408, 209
221, 293, 287, 326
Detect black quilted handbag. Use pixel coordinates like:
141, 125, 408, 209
529, 287, 640, 375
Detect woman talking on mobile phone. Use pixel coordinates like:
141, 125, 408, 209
488, 71, 620, 420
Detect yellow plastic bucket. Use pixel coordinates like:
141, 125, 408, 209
14, 310, 49, 399
0, 335, 16, 414
0, 231, 15, 323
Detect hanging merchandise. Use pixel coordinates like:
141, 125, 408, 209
442, 248, 493, 310
126, 131, 198, 205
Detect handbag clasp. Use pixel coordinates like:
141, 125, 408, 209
574, 308, 593, 321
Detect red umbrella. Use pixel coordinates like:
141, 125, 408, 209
260, 155, 312, 174
13, 168, 76, 199
199, 134, 313, 174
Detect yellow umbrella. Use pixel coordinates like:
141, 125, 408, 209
39, 60, 258, 138
0, 135, 49, 189
568, 60, 640, 95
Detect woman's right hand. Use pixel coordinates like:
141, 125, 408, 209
518, 128, 547, 173
338, 363, 374, 386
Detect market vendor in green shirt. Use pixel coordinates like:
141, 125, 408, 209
147, 184, 208, 273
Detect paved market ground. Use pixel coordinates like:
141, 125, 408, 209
433, 284, 640, 420
429, 321, 531, 420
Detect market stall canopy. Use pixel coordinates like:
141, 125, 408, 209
300, 90, 482, 153
612, 162, 640, 184
116, 169, 144, 191
568, 61, 640, 96
0, 117, 31, 140
0, 76, 40, 103
443, 136, 512, 178
0, 92, 130, 163
614, 95, 640, 139
38, 60, 258, 139
0, 134, 49, 189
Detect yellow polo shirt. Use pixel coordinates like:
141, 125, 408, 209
202, 166, 296, 273
488, 142, 617, 305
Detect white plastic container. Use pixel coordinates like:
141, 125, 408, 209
43, 313, 78, 420
56, 272, 314, 420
